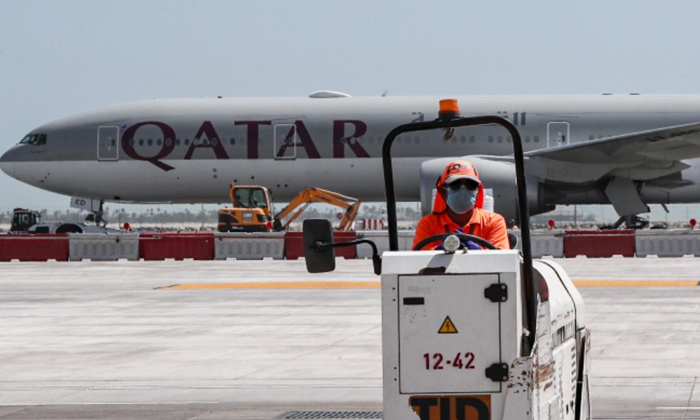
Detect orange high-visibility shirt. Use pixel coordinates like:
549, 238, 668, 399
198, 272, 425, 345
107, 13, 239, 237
412, 207, 509, 250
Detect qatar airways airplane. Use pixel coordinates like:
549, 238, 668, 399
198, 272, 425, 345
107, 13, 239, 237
3, 91, 700, 226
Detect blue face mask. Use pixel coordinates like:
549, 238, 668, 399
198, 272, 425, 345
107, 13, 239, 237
446, 186, 478, 214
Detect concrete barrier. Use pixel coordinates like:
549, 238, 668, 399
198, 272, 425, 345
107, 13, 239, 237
356, 231, 415, 258
214, 232, 285, 260
532, 230, 565, 258
284, 231, 357, 260
0, 234, 69, 262
510, 230, 565, 258
635, 229, 700, 257
564, 229, 635, 258
69, 233, 140, 261
139, 232, 215, 260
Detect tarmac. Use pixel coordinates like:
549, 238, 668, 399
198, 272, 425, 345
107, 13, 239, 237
1, 257, 700, 419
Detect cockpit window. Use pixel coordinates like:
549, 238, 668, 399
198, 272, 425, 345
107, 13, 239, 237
19, 134, 47, 145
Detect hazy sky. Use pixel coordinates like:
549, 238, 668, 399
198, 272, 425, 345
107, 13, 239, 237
2, 0, 700, 219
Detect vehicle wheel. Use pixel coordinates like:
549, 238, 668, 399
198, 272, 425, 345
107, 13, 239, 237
55, 224, 83, 234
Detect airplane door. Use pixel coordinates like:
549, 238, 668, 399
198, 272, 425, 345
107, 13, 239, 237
274, 124, 297, 160
97, 126, 119, 161
547, 122, 570, 148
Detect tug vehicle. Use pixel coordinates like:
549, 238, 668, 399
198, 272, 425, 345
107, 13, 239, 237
302, 100, 592, 420
10, 208, 42, 233
9, 208, 113, 234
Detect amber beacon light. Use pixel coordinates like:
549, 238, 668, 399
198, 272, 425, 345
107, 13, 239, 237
438, 98, 461, 120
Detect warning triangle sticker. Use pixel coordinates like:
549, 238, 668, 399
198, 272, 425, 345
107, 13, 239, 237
438, 316, 458, 334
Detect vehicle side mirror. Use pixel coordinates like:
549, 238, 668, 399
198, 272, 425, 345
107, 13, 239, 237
303, 219, 336, 273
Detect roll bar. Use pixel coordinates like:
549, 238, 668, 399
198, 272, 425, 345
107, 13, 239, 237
381, 112, 537, 349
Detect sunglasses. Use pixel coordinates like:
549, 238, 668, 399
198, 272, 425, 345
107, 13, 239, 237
446, 180, 479, 191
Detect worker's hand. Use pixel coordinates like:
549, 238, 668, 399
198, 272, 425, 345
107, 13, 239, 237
454, 228, 482, 250
463, 240, 481, 250
434, 239, 481, 250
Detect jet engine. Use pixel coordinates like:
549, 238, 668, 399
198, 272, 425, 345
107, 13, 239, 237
419, 157, 554, 225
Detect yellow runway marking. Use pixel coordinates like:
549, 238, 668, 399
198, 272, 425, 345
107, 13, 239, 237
573, 280, 699, 287
163, 280, 699, 290
164, 281, 381, 290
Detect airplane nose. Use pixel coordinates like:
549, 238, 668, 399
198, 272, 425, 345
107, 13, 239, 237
0, 148, 14, 177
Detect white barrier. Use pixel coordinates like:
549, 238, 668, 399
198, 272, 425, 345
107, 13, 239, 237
635, 229, 700, 257
214, 232, 285, 260
69, 233, 140, 261
501, 230, 565, 258
529, 230, 565, 258
356, 231, 415, 258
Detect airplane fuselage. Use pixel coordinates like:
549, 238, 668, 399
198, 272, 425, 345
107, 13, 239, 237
3, 94, 700, 214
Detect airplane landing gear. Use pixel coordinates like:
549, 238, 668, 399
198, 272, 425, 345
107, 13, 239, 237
84, 200, 107, 227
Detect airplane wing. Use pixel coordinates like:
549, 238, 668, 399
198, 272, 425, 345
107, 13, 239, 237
524, 121, 700, 215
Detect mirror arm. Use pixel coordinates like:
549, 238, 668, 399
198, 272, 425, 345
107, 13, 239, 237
314, 239, 382, 275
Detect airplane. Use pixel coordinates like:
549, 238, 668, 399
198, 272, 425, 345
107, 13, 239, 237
3, 91, 700, 227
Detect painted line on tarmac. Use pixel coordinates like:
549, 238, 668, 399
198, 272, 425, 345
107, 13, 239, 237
161, 280, 699, 290
657, 407, 700, 410
573, 280, 700, 287
162, 281, 382, 290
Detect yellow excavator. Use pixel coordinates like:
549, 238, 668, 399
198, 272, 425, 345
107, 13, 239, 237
217, 183, 274, 232
217, 183, 361, 233
272, 187, 361, 232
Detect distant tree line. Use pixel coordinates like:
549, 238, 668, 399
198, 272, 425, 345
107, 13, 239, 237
0, 203, 422, 226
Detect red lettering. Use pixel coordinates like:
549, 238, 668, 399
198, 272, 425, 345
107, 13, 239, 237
333, 120, 369, 158
275, 120, 320, 159
184, 121, 230, 160
121, 122, 176, 171
120, 118, 371, 168
235, 120, 271, 159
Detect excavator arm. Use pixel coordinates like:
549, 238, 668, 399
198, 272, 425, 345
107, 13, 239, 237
273, 187, 361, 231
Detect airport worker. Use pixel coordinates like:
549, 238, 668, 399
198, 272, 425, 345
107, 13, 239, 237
412, 160, 510, 250
234, 193, 245, 208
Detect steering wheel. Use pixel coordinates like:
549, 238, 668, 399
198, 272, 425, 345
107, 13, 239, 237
412, 233, 498, 251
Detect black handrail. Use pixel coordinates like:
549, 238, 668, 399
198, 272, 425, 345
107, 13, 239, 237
381, 114, 537, 349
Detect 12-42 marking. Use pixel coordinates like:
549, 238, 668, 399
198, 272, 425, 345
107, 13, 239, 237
423, 352, 475, 370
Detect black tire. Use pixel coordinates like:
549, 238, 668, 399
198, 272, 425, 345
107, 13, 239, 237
55, 224, 83, 234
